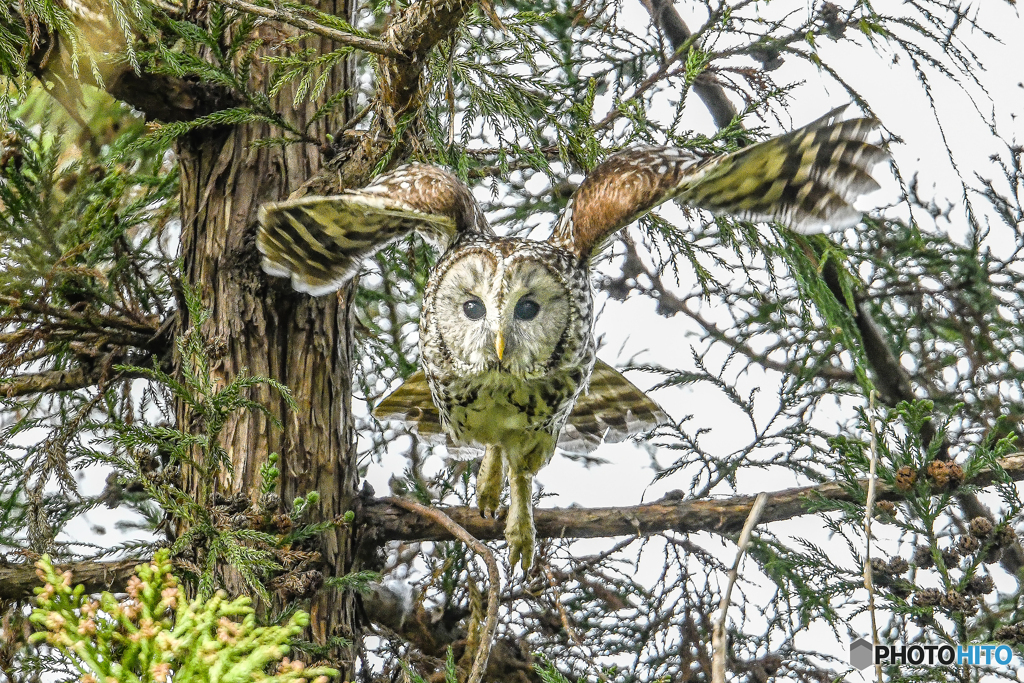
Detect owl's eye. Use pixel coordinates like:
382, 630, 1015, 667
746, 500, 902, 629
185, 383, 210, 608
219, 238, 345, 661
514, 298, 540, 321
463, 298, 486, 320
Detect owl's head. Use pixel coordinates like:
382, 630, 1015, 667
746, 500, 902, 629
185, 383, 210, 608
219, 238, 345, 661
426, 240, 575, 376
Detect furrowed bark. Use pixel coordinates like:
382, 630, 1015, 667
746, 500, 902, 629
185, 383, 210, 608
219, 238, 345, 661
174, 0, 360, 670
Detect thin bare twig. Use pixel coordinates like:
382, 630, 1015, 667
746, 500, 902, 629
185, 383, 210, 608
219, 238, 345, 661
712, 492, 767, 683
864, 391, 884, 683
599, 240, 857, 384
212, 0, 404, 58
593, 60, 688, 133
388, 498, 500, 683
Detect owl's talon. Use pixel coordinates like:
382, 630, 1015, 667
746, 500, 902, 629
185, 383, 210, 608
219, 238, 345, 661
508, 545, 522, 571
504, 513, 535, 571
506, 533, 534, 571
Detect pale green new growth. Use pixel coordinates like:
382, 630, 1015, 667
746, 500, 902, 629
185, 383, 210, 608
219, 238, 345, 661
30, 550, 339, 683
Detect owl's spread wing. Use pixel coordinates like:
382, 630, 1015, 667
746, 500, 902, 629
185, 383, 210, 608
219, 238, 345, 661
258, 164, 492, 295
371, 371, 480, 458
557, 359, 667, 454
372, 361, 667, 456
372, 370, 444, 438
549, 105, 888, 259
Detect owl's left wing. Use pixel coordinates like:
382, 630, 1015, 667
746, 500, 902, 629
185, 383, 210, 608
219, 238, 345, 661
372, 361, 667, 456
258, 164, 492, 295
557, 359, 667, 454
549, 105, 888, 259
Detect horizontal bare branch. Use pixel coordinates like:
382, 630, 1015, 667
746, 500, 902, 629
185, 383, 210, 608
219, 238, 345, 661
1, 455, 1021, 604
0, 365, 149, 399
361, 453, 1024, 542
0, 558, 140, 602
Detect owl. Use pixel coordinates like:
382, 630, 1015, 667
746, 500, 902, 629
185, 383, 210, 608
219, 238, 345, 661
257, 106, 887, 570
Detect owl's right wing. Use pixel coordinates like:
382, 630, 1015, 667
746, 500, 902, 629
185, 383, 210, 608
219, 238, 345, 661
258, 164, 492, 295
372, 370, 445, 438
371, 371, 479, 457
549, 105, 888, 260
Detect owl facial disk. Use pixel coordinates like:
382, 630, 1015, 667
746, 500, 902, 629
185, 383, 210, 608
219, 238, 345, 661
431, 245, 572, 374
495, 258, 571, 375
433, 251, 502, 370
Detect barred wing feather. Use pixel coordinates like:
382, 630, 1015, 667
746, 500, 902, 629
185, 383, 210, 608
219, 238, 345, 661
257, 164, 491, 295
557, 360, 668, 454
550, 105, 889, 258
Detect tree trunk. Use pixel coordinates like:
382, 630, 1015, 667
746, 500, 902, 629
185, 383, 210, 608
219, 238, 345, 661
175, 5, 359, 672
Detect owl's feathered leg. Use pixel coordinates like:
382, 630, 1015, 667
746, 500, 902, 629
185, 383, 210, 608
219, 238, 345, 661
504, 439, 553, 571
505, 468, 536, 571
477, 444, 505, 518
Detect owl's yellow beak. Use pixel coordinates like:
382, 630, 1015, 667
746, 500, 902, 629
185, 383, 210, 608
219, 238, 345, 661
494, 331, 505, 361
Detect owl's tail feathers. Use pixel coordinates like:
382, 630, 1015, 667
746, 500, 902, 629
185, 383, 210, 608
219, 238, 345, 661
557, 359, 668, 454
680, 105, 890, 234
257, 193, 457, 296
